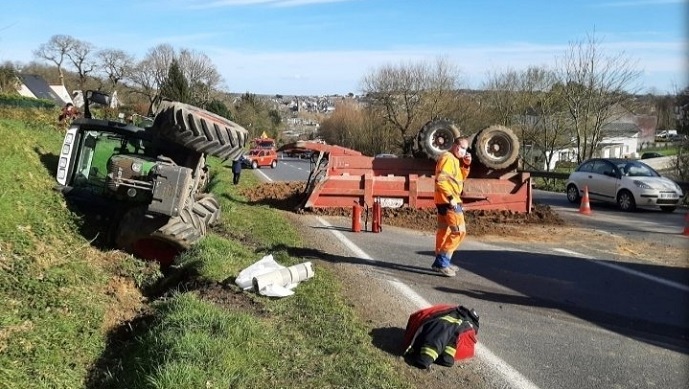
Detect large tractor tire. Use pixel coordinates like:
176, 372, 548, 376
151, 100, 249, 161
471, 125, 520, 170
192, 154, 210, 195
417, 119, 461, 159
115, 194, 220, 265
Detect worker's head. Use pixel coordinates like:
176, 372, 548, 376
451, 137, 469, 159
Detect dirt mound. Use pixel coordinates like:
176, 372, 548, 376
241, 182, 563, 235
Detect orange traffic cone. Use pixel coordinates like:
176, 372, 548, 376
579, 186, 592, 215
683, 213, 689, 236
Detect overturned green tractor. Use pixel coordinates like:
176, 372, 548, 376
55, 91, 249, 265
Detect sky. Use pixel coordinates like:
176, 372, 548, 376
0, 0, 686, 96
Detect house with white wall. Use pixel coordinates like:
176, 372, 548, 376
522, 120, 642, 171
16, 74, 72, 106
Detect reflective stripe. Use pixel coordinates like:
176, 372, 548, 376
437, 171, 464, 185
420, 346, 439, 361
444, 346, 456, 356
439, 315, 463, 325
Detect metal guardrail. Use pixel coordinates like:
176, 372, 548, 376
522, 170, 570, 180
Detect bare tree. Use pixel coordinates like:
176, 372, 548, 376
483, 69, 521, 126
421, 57, 463, 120
33, 34, 76, 85
557, 32, 642, 162
65, 38, 97, 91
178, 49, 222, 107
128, 58, 159, 105
146, 44, 176, 92
361, 57, 462, 155
97, 49, 134, 92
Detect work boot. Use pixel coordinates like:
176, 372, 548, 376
432, 266, 456, 277
447, 264, 460, 272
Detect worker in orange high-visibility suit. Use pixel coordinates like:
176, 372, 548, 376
432, 137, 471, 277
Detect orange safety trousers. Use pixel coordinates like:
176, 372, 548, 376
435, 208, 467, 257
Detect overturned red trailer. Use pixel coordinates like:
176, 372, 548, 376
280, 120, 532, 213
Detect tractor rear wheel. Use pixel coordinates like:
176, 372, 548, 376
417, 119, 461, 159
115, 194, 220, 265
151, 100, 249, 161
471, 125, 520, 170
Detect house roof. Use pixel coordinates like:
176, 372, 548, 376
601, 122, 639, 137
17, 74, 69, 106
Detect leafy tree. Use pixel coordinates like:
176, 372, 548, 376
160, 60, 190, 103
0, 61, 17, 94
233, 92, 274, 138
206, 99, 233, 120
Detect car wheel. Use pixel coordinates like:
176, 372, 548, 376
251, 161, 258, 169
566, 184, 580, 203
616, 190, 636, 212
659, 206, 676, 213
271, 160, 277, 168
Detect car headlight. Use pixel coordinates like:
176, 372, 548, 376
59, 157, 68, 168
64, 133, 74, 145
633, 180, 653, 189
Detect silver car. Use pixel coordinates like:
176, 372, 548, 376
565, 158, 683, 212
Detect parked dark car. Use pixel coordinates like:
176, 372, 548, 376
640, 152, 663, 159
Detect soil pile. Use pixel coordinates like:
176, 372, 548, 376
241, 182, 564, 236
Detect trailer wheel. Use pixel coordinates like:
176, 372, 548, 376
417, 119, 461, 159
471, 125, 520, 170
151, 100, 249, 161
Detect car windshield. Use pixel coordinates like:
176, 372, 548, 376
615, 161, 659, 177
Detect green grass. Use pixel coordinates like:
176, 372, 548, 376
639, 146, 678, 156
0, 111, 410, 389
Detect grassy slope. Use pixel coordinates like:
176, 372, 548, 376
0, 111, 410, 389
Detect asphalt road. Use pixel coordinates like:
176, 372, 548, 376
251, 156, 689, 389
260, 158, 689, 244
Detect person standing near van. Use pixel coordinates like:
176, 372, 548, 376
231, 157, 243, 185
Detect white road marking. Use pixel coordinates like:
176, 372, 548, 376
316, 217, 374, 261
255, 169, 272, 182
553, 248, 689, 292
316, 216, 540, 389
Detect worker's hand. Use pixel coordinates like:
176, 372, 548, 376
462, 152, 472, 165
449, 198, 457, 209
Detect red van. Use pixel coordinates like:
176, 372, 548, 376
242, 149, 278, 169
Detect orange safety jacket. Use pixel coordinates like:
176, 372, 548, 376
434, 151, 470, 204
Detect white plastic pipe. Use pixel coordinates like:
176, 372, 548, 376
252, 262, 315, 292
